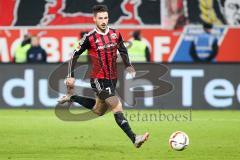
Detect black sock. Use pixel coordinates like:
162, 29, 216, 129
114, 112, 136, 143
70, 95, 95, 110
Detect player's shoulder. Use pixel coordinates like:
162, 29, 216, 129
109, 27, 116, 31
79, 29, 96, 44
109, 27, 121, 38
85, 29, 96, 37
109, 27, 119, 33
79, 29, 96, 45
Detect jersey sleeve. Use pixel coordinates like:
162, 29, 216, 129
68, 35, 90, 77
74, 34, 90, 56
117, 32, 132, 67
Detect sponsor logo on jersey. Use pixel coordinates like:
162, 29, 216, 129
97, 42, 117, 51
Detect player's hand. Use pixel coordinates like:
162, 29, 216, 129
65, 77, 75, 87
126, 66, 136, 79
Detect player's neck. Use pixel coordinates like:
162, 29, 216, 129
95, 26, 109, 35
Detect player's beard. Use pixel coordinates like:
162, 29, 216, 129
97, 23, 107, 33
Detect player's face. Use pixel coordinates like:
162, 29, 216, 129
94, 12, 109, 32
224, 0, 240, 25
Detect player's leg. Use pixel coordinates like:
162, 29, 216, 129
58, 92, 96, 110
70, 95, 109, 116
92, 97, 109, 116
91, 78, 137, 143
105, 96, 135, 143
105, 96, 149, 148
70, 95, 96, 110
58, 85, 74, 103
58, 79, 108, 116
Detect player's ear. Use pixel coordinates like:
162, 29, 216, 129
93, 15, 96, 22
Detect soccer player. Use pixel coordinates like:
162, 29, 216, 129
58, 5, 149, 148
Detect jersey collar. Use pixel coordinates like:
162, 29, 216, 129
95, 27, 109, 35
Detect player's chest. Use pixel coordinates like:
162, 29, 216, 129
90, 34, 118, 52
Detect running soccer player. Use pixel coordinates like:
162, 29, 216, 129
58, 5, 149, 148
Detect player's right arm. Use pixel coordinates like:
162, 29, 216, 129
65, 34, 90, 86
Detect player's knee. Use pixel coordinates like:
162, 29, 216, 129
95, 111, 105, 116
105, 96, 123, 112
92, 108, 104, 116
111, 101, 123, 113
92, 104, 108, 116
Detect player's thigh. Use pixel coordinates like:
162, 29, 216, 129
105, 96, 123, 113
90, 78, 117, 101
92, 98, 109, 116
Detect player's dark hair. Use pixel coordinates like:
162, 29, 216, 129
92, 5, 108, 16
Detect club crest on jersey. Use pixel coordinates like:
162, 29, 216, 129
95, 39, 100, 43
111, 33, 117, 39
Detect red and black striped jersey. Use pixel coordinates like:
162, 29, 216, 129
69, 27, 131, 79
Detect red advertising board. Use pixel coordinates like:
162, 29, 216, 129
216, 28, 240, 62
0, 26, 240, 62
0, 27, 180, 62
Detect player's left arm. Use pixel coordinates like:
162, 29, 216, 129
117, 32, 136, 77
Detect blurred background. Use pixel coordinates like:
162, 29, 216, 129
0, 0, 240, 109
0, 1, 240, 160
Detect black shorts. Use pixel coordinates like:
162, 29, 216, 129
90, 78, 117, 100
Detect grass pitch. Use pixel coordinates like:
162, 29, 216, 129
0, 109, 239, 160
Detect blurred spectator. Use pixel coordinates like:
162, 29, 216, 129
27, 36, 47, 63
14, 34, 31, 63
199, 0, 223, 25
162, 0, 187, 30
220, 0, 240, 25
128, 30, 150, 62
190, 22, 218, 62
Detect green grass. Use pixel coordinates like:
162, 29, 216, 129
0, 109, 240, 160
